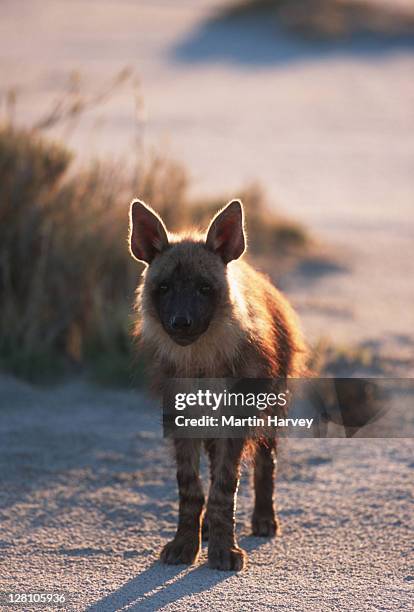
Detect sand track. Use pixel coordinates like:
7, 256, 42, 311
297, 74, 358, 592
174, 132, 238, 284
0, 375, 412, 610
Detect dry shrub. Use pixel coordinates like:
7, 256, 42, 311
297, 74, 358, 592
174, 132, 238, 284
0, 125, 188, 381
0, 125, 309, 382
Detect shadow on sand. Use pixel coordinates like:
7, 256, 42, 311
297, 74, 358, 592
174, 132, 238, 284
87, 537, 266, 611
171, 14, 414, 67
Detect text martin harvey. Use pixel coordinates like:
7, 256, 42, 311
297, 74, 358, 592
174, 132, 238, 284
175, 415, 314, 429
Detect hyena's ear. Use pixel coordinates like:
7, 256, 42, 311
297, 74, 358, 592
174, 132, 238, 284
129, 199, 169, 264
206, 199, 246, 264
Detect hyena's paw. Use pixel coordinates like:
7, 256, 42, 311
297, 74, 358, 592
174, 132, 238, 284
251, 514, 280, 537
208, 545, 247, 571
160, 536, 200, 565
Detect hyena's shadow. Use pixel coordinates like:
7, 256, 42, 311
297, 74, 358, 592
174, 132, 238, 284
87, 539, 265, 611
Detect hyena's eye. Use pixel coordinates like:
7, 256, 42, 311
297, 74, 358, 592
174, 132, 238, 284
158, 283, 169, 294
198, 283, 212, 295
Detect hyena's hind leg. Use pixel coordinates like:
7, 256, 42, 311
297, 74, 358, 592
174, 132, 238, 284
160, 439, 204, 565
251, 439, 280, 537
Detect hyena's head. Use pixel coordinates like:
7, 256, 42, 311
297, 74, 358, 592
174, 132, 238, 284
129, 199, 245, 347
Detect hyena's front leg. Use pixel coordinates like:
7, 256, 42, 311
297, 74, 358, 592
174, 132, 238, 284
201, 439, 216, 541
207, 438, 246, 571
160, 439, 204, 565
252, 440, 279, 537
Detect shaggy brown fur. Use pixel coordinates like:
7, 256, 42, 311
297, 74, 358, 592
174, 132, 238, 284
129, 198, 307, 570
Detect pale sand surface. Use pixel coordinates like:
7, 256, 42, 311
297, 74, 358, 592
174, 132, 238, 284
0, 375, 412, 611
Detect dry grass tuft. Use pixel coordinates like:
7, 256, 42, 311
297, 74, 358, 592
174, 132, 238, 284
190, 183, 309, 257
309, 338, 394, 376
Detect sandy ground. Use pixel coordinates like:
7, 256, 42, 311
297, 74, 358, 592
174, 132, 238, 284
0, 1, 413, 610
0, 374, 413, 611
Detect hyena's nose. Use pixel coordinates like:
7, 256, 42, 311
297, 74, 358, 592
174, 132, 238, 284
170, 315, 192, 331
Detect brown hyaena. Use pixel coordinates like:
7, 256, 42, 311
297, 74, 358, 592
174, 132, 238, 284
128, 198, 307, 570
